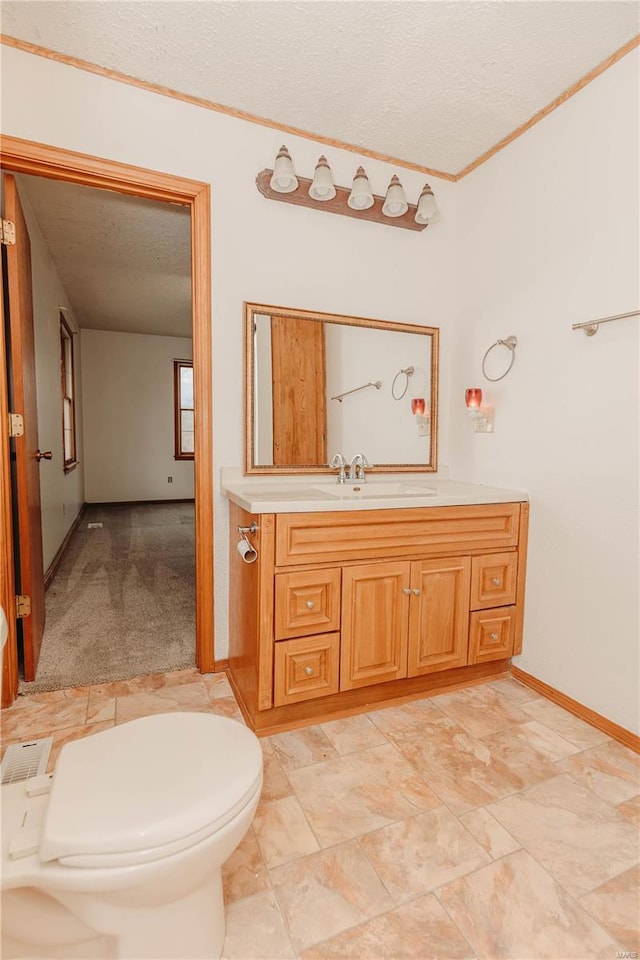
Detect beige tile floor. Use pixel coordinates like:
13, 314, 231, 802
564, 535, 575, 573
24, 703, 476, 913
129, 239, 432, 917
2, 671, 639, 959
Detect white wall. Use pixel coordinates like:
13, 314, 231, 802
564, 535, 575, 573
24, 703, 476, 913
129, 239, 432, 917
81, 329, 194, 502
17, 184, 85, 572
0, 45, 458, 658
451, 51, 640, 733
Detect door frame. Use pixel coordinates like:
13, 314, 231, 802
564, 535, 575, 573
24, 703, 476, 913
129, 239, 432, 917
1, 135, 214, 707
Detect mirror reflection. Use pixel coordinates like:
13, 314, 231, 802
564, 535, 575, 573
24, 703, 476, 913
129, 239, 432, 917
245, 303, 439, 474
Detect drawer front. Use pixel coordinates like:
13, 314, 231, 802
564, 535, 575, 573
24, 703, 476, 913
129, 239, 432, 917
276, 504, 520, 567
470, 552, 518, 610
274, 633, 340, 706
275, 569, 341, 640
468, 607, 515, 664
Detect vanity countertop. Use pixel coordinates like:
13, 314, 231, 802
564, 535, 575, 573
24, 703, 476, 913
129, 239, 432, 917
222, 475, 528, 514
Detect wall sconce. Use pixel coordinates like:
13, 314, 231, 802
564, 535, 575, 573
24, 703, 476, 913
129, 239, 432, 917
465, 388, 495, 433
411, 397, 430, 437
257, 147, 438, 233
309, 156, 336, 201
269, 146, 298, 193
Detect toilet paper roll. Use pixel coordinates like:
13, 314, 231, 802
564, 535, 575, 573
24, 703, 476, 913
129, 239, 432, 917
237, 539, 258, 564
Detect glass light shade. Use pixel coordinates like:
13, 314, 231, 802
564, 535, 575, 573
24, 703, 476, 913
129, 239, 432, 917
309, 156, 336, 201
347, 166, 374, 210
411, 398, 426, 416
465, 388, 483, 410
415, 183, 439, 225
270, 145, 298, 194
382, 175, 408, 218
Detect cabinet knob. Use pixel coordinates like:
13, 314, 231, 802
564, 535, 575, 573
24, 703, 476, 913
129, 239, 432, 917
412, 589, 421, 597
491, 578, 502, 586
490, 632, 499, 641
305, 600, 315, 610
304, 665, 314, 676
403, 588, 412, 595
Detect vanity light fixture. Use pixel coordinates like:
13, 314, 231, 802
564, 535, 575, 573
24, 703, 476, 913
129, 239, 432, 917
382, 175, 409, 218
309, 156, 336, 201
269, 145, 298, 193
411, 397, 430, 437
415, 183, 439, 225
465, 388, 494, 433
257, 148, 439, 232
347, 167, 374, 210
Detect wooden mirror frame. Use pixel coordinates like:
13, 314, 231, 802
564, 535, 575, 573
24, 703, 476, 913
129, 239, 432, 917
244, 302, 439, 475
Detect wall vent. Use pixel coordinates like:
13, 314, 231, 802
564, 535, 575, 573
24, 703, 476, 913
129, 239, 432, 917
1, 738, 53, 785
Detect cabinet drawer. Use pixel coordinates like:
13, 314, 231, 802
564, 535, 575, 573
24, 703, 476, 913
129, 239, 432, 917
276, 504, 520, 567
274, 633, 340, 706
470, 552, 517, 610
468, 607, 515, 663
275, 569, 341, 640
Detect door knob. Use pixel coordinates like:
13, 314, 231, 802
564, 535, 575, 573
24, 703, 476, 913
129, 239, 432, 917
305, 601, 315, 610
36, 450, 53, 462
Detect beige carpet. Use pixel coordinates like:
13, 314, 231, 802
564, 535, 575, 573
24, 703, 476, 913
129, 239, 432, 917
20, 502, 196, 694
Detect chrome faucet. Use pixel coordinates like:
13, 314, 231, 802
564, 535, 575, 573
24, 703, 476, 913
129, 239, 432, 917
348, 453, 369, 482
329, 453, 347, 484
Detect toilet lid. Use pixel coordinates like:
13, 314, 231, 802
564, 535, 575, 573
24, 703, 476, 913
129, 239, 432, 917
39, 713, 263, 867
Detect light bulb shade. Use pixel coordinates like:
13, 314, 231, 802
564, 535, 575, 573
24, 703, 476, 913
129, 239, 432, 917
382, 175, 408, 218
308, 156, 336, 201
415, 183, 439, 225
347, 166, 374, 210
465, 388, 483, 409
411, 398, 426, 416
270, 145, 298, 193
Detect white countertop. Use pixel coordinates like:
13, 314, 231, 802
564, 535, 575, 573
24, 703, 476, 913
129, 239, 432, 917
222, 472, 528, 515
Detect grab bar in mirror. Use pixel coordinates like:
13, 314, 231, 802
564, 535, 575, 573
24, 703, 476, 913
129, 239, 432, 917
331, 380, 382, 403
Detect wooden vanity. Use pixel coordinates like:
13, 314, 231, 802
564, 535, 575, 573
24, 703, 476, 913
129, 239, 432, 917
227, 498, 529, 734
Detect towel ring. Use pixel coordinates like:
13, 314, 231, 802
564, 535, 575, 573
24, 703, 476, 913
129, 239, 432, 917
482, 336, 518, 382
391, 366, 414, 400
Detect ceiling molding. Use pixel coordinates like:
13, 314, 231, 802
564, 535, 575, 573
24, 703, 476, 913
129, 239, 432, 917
2, 32, 638, 183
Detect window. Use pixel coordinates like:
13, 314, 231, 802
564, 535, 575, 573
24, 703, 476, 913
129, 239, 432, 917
60, 314, 77, 471
174, 360, 194, 459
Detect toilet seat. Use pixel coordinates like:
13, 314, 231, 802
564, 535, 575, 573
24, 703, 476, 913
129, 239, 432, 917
37, 713, 262, 869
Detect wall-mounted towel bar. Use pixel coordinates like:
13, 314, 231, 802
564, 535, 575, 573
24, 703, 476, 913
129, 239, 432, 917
331, 380, 382, 402
572, 309, 640, 337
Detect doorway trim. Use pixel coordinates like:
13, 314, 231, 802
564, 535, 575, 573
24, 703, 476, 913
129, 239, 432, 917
1, 135, 214, 707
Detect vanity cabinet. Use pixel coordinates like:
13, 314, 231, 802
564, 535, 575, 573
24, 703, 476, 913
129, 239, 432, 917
228, 500, 529, 734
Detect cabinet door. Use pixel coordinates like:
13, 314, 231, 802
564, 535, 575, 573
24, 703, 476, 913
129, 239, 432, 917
341, 561, 410, 690
407, 557, 471, 676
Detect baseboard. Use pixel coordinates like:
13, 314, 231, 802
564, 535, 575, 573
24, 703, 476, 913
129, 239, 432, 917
213, 659, 229, 673
511, 666, 640, 754
44, 503, 86, 591
86, 498, 195, 506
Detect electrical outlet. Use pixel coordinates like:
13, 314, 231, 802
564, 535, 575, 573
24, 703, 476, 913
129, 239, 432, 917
167, 476, 173, 483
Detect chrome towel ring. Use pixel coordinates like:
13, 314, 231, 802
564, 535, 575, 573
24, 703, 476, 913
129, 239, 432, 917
391, 366, 414, 399
482, 336, 517, 382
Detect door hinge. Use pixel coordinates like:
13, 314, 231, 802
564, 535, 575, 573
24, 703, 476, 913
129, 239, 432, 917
1, 220, 16, 245
8, 413, 24, 438
15, 595, 31, 618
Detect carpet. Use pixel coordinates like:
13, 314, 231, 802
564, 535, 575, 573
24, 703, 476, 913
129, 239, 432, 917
20, 502, 196, 694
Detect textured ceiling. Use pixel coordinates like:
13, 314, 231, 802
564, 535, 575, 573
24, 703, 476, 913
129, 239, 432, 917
2, 1, 638, 174
18, 175, 192, 338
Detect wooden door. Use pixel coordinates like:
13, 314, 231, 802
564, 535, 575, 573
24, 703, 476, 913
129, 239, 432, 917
271, 315, 326, 465
3, 173, 45, 680
341, 561, 410, 690
407, 557, 471, 676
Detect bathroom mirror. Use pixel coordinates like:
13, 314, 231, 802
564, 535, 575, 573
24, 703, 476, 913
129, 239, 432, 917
244, 303, 439, 474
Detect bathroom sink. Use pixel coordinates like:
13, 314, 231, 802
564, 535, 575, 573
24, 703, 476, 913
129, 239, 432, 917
310, 482, 437, 499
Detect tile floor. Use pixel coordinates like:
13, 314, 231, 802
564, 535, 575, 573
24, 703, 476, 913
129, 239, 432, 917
1, 671, 639, 959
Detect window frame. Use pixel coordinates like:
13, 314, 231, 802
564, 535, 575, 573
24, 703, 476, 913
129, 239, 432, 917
174, 359, 195, 460
60, 313, 78, 473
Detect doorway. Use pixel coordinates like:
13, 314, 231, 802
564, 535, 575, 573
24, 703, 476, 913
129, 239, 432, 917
1, 136, 214, 708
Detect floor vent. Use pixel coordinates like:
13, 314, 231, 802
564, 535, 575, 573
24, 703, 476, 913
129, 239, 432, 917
1, 738, 53, 785
87, 522, 103, 529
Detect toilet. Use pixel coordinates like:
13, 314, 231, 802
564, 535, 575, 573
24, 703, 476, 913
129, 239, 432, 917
1, 709, 263, 960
